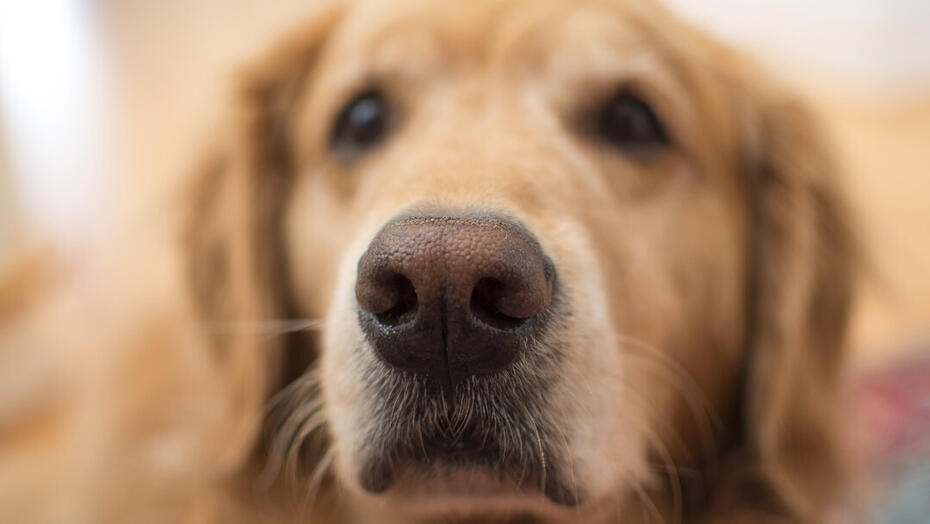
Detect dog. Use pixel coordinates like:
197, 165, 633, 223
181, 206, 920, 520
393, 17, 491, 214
0, 0, 857, 522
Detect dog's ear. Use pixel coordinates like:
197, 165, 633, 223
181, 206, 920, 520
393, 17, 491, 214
733, 84, 858, 520
183, 4, 343, 471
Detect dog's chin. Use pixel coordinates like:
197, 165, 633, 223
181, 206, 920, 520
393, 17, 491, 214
354, 433, 585, 514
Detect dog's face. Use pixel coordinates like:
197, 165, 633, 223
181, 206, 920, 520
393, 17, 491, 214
188, 0, 854, 522
287, 0, 746, 514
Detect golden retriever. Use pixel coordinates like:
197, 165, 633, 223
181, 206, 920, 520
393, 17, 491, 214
0, 0, 857, 523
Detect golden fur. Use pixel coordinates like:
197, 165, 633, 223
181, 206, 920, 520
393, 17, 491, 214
1, 1, 857, 522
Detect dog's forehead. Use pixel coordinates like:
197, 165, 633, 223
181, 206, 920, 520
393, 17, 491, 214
330, 0, 657, 71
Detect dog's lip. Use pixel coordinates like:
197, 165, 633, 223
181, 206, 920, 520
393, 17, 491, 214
357, 431, 502, 494
359, 464, 584, 509
357, 433, 584, 507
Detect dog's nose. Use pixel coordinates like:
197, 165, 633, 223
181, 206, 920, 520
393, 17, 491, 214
355, 215, 555, 387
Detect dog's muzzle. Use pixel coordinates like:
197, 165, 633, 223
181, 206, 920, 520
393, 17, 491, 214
349, 213, 578, 505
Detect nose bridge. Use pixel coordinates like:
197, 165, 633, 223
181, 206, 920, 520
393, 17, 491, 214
386, 89, 554, 209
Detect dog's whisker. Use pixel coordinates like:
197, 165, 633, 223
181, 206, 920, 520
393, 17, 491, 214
528, 413, 547, 496
261, 401, 324, 489
625, 470, 667, 524
543, 408, 584, 509
599, 388, 680, 522
298, 447, 336, 520
616, 335, 724, 431
644, 426, 683, 524
284, 410, 328, 484
211, 318, 324, 335
617, 341, 723, 475
260, 370, 327, 490
619, 354, 722, 481
265, 372, 321, 418
266, 396, 323, 454
617, 376, 694, 468
620, 373, 728, 524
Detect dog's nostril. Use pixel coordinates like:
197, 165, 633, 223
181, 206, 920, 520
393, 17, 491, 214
375, 275, 418, 326
470, 278, 526, 330
356, 269, 418, 322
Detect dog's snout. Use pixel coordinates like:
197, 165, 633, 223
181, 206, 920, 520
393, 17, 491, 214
355, 215, 555, 386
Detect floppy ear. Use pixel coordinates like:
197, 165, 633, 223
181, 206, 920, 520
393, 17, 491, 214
183, 5, 342, 471
734, 88, 857, 520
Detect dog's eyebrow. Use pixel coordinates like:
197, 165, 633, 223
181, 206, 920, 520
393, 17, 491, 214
313, 24, 451, 101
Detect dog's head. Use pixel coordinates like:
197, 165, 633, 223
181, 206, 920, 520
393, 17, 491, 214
187, 0, 855, 521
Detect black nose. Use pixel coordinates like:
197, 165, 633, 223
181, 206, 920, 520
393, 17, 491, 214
355, 215, 556, 388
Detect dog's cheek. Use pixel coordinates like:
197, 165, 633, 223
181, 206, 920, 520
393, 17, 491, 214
535, 218, 653, 499
318, 238, 383, 493
284, 169, 358, 320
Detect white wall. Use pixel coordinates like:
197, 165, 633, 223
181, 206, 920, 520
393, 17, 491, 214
663, 0, 930, 96
0, 106, 20, 258
0, 0, 113, 241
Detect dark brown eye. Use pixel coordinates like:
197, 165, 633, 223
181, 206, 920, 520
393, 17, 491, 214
597, 93, 668, 151
330, 91, 390, 160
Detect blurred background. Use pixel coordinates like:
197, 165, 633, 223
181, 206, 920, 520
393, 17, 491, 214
1, 0, 928, 520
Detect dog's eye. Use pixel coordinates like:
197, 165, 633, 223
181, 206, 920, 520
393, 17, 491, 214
597, 93, 668, 151
330, 91, 389, 159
